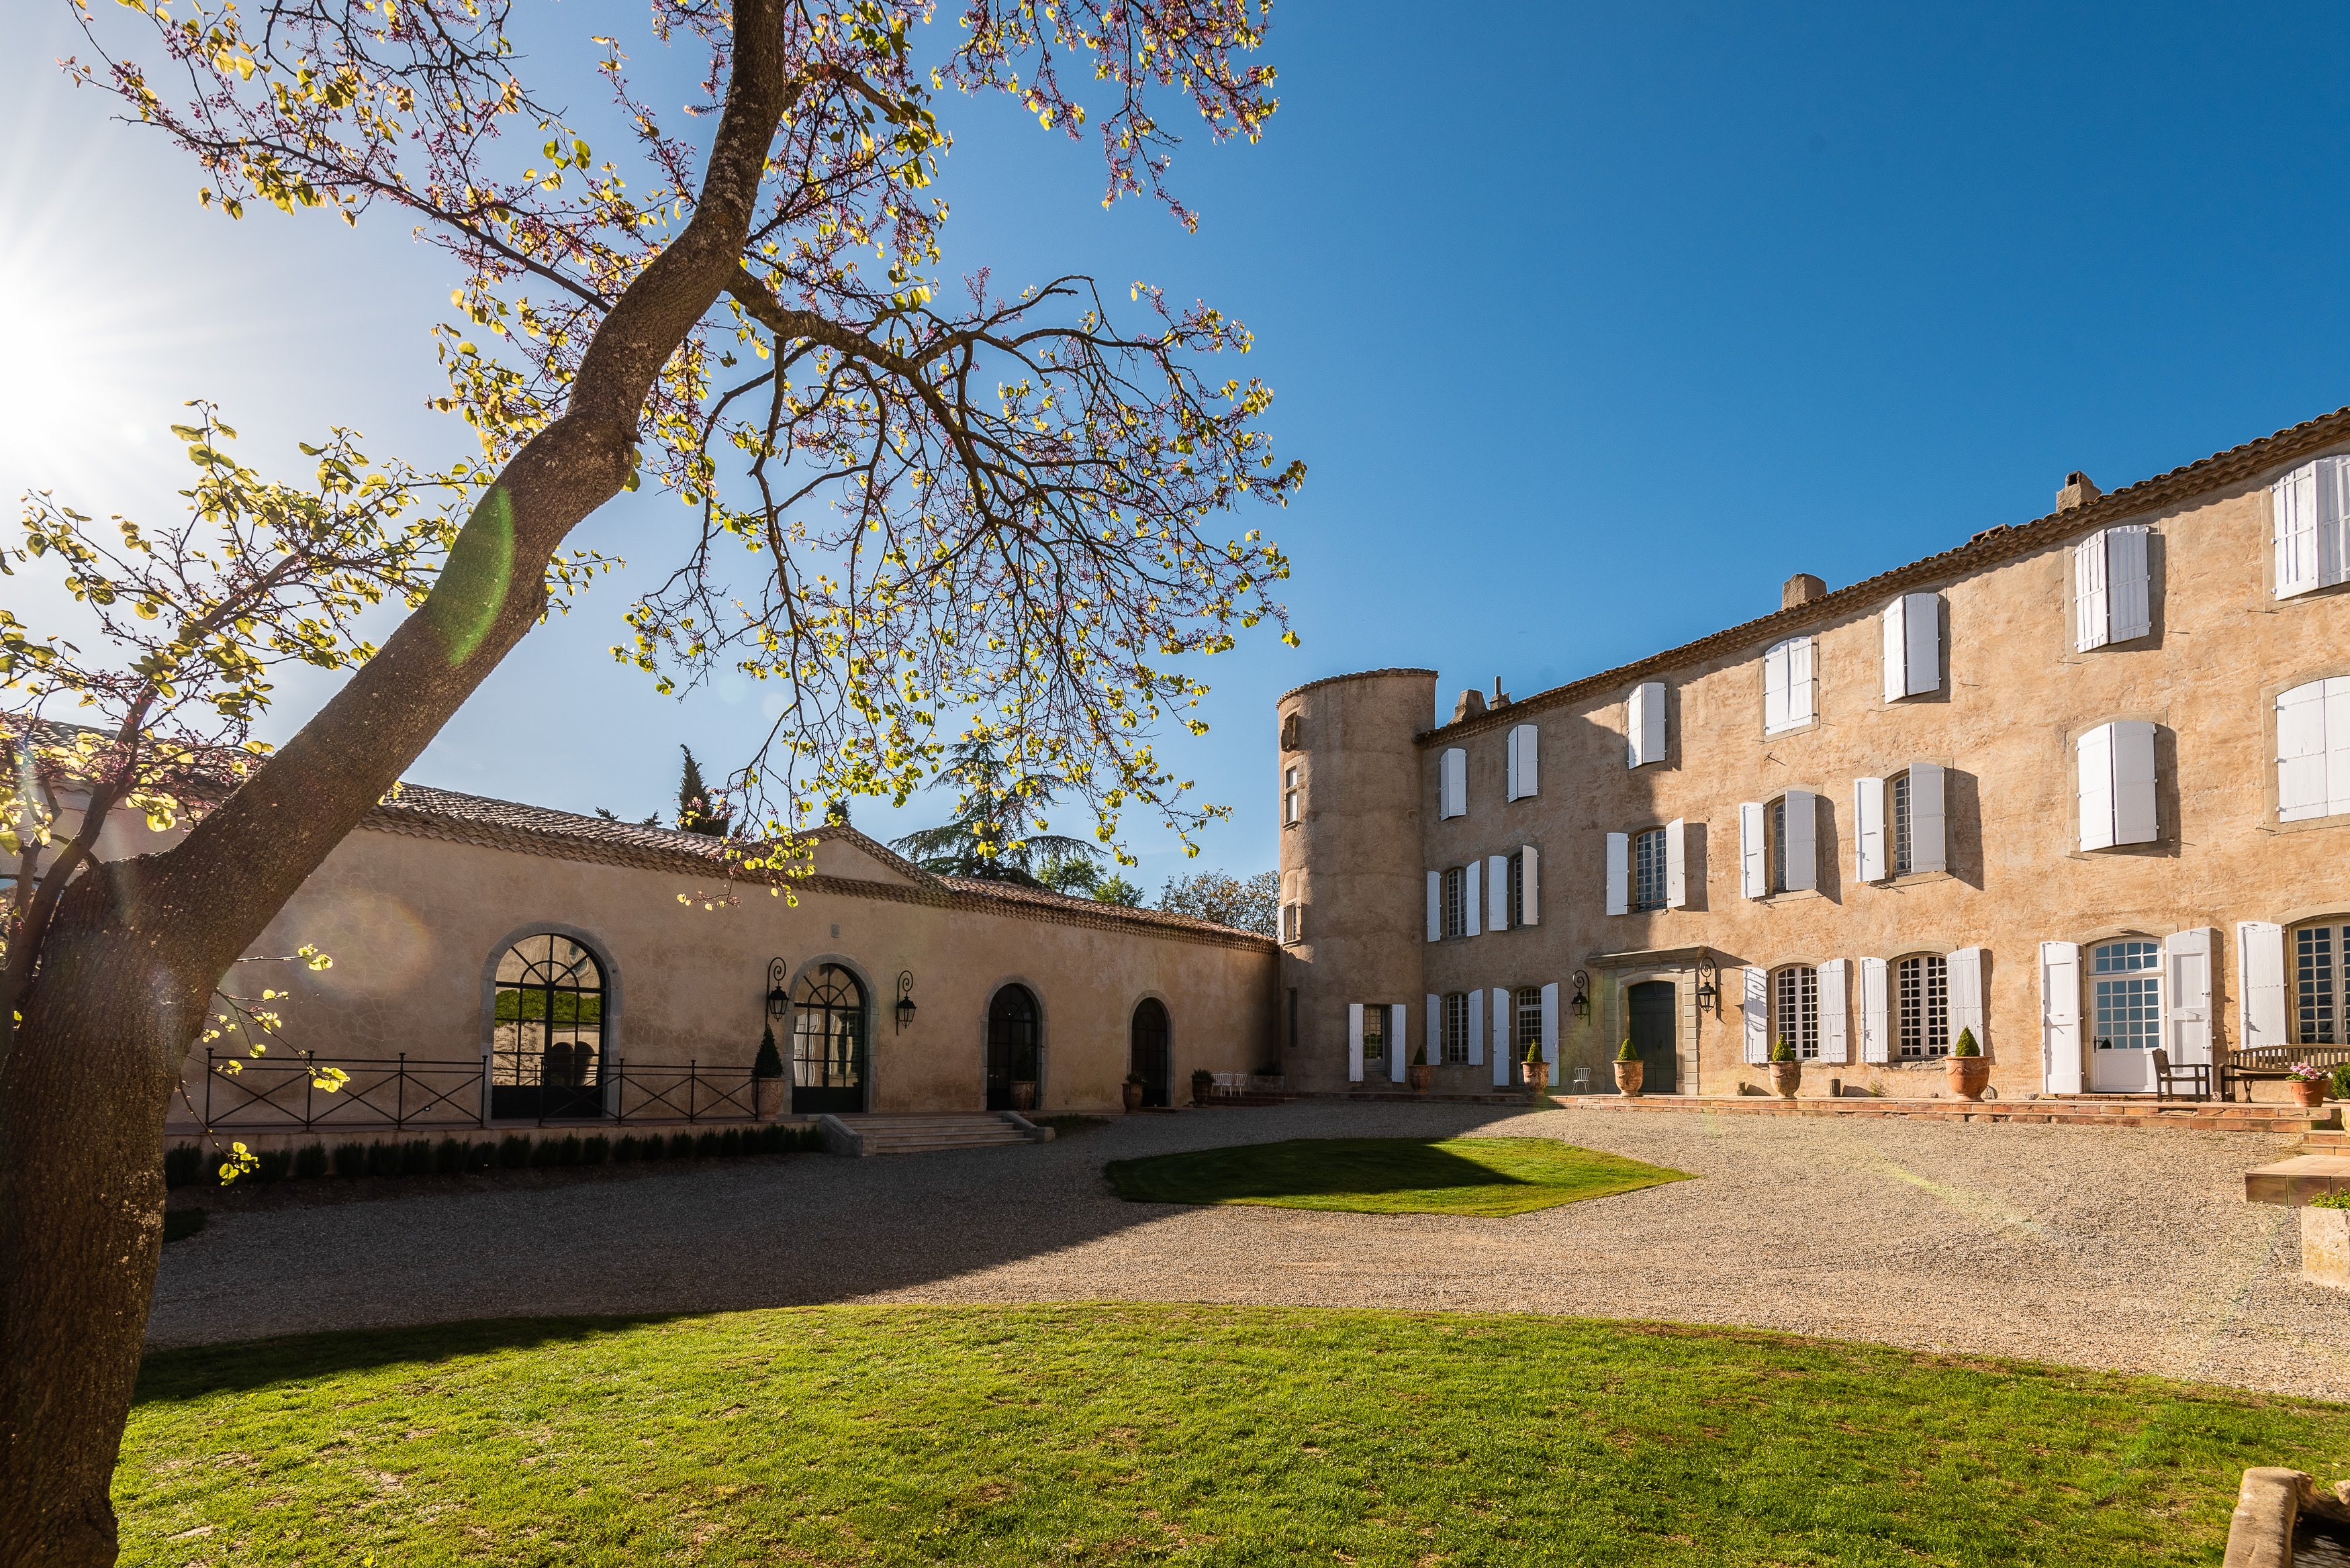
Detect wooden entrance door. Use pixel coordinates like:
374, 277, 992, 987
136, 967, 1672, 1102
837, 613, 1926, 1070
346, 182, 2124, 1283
1628, 981, 1678, 1094
1130, 999, 1170, 1108
986, 985, 1041, 1110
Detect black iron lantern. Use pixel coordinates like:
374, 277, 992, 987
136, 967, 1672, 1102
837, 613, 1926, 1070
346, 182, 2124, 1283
1570, 969, 1590, 1022
894, 970, 916, 1033
765, 957, 790, 1016
1694, 950, 1720, 1011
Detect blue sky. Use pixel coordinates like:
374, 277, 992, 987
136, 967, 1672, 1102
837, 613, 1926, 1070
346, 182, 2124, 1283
5, 2, 2349, 893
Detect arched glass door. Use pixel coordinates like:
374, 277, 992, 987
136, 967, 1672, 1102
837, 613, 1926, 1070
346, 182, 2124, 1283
792, 965, 867, 1114
491, 934, 606, 1120
986, 985, 1041, 1110
1130, 999, 1170, 1108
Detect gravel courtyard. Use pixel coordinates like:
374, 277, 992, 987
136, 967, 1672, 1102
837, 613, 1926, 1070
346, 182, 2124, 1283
149, 1100, 2349, 1400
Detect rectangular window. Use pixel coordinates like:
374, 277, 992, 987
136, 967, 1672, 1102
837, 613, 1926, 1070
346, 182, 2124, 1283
1891, 772, 1914, 878
1895, 953, 1948, 1057
1441, 867, 1466, 939
2298, 924, 2343, 1045
1508, 850, 1525, 926
1280, 903, 1303, 945
1442, 991, 1470, 1065
2091, 940, 2163, 1051
1361, 1003, 1387, 1076
1515, 985, 1543, 1057
1283, 766, 1301, 825
1632, 828, 1668, 912
1773, 966, 1820, 1059
1770, 797, 1788, 893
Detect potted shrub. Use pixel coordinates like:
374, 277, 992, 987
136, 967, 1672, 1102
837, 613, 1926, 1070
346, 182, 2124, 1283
1010, 1078, 1039, 1112
1190, 1067, 1215, 1107
1767, 1038, 1802, 1099
1944, 1028, 1991, 1101
1122, 1072, 1147, 1114
1613, 1038, 1644, 1097
1521, 1039, 1549, 1095
2288, 1062, 2331, 1109
1407, 1043, 1433, 1094
753, 1022, 787, 1119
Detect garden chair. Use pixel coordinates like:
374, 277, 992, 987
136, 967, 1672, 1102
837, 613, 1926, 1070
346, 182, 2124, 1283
2151, 1048, 2210, 1102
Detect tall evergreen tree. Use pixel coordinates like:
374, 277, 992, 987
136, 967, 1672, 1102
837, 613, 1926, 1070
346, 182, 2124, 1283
675, 746, 732, 837
890, 738, 1102, 883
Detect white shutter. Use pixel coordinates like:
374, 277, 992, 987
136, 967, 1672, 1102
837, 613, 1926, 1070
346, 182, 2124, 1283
1426, 994, 1442, 1067
2073, 532, 2111, 652
1854, 777, 1886, 882
1663, 818, 1687, 908
1440, 747, 1467, 819
1605, 832, 1629, 916
2107, 526, 2150, 642
2163, 927, 2214, 1068
1467, 987, 1484, 1066
1628, 681, 1666, 768
2276, 461, 2322, 599
1881, 595, 1908, 703
2278, 679, 2330, 822
2331, 680, 2350, 819
1782, 789, 1818, 893
1948, 947, 1987, 1057
1540, 982, 1559, 1067
2040, 941, 2083, 1094
1426, 871, 1442, 943
1742, 967, 1769, 1063
1511, 724, 1539, 799
1739, 802, 1767, 899
2077, 724, 2116, 851
1493, 988, 1511, 1087
1909, 763, 1947, 874
1348, 1002, 1366, 1083
1488, 854, 1509, 932
1464, 860, 1482, 938
1791, 637, 1816, 726
2239, 921, 2288, 1053
2111, 720, 2157, 845
1904, 592, 1940, 695
1819, 958, 1850, 1065
1505, 727, 1521, 801
1389, 1003, 1409, 1083
1859, 957, 1889, 1064
1519, 844, 1540, 926
1762, 642, 1790, 734
2326, 455, 2350, 588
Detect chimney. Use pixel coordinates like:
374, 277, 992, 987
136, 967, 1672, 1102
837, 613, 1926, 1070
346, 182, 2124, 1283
1491, 676, 1510, 708
1452, 688, 1487, 724
2055, 471, 2102, 513
1781, 573, 1828, 610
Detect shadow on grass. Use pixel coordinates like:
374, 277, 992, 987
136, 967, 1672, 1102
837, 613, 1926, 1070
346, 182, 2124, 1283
137, 1314, 688, 1404
1105, 1136, 1691, 1216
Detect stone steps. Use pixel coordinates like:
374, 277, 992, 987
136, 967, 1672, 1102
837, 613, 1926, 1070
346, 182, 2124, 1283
2244, 1155, 2350, 1206
822, 1112, 1048, 1157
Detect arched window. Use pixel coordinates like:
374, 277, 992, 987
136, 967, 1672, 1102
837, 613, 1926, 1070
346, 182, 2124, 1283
1772, 965, 1820, 1060
1894, 952, 1948, 1058
2294, 920, 2350, 1044
491, 934, 606, 1119
1131, 999, 1171, 1108
2089, 940, 2162, 1052
791, 964, 867, 1114
986, 985, 1041, 1110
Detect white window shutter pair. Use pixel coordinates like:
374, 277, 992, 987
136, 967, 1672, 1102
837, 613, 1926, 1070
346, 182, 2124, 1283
1425, 872, 1441, 943
1491, 988, 1511, 1087
1663, 819, 1687, 908
1818, 958, 1850, 1064
1439, 747, 1468, 819
1781, 789, 1818, 892
1763, 637, 1815, 734
1859, 957, 1889, 1063
2073, 528, 2151, 650
2239, 922, 2288, 1053
2163, 928, 2215, 1067
2273, 455, 2350, 599
1854, 777, 1886, 881
1487, 854, 1510, 932
1627, 682, 1666, 768
1540, 983, 1559, 1066
1742, 967, 1769, 1063
1389, 1003, 1409, 1083
1738, 802, 1767, 899
1518, 845, 1541, 926
2077, 721, 2157, 850
2277, 677, 2350, 822
1348, 1003, 1366, 1083
1505, 724, 1540, 800
1948, 947, 1987, 1055
1605, 832, 1630, 916
1467, 988, 1485, 1066
1463, 861, 1482, 938
2039, 941, 2083, 1093
1881, 593, 1941, 700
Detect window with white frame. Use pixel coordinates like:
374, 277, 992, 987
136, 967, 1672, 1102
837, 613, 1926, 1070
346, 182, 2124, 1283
2278, 678, 2350, 823
1508, 849, 1527, 927
2294, 922, 2349, 1044
1283, 765, 1301, 825
2089, 940, 2163, 1052
1632, 827, 1668, 912
1360, 1003, 1387, 1077
2072, 526, 2152, 650
1442, 867, 1466, 940
2273, 455, 2350, 600
1514, 985, 1543, 1057
1895, 953, 1949, 1058
2077, 721, 2159, 851
1762, 636, 1817, 735
1442, 991, 1470, 1065
1889, 771, 1914, 878
1773, 965, 1820, 1059
1280, 901, 1303, 945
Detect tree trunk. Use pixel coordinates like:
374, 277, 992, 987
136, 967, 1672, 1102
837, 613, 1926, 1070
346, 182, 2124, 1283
0, 7, 795, 1560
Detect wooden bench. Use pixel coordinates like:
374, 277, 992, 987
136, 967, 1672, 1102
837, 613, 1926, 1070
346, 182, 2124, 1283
2226, 1044, 2350, 1101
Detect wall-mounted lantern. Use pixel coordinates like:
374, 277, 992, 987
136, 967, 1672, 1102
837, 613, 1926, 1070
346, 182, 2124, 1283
1694, 950, 1720, 1013
766, 957, 791, 1017
1569, 969, 1590, 1022
894, 970, 917, 1033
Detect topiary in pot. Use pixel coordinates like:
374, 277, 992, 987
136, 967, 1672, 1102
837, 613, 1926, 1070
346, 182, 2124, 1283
1944, 1027, 1991, 1101
1767, 1038, 1803, 1099
1190, 1067, 1215, 1107
1521, 1036, 1550, 1095
753, 1023, 788, 1119
1407, 1042, 1433, 1093
1613, 1037, 1645, 1097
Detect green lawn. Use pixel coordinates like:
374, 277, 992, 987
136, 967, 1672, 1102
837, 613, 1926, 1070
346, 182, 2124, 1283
1104, 1136, 1690, 1216
119, 1304, 2350, 1565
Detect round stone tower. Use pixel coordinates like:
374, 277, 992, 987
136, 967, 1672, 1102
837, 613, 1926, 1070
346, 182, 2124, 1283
1275, 668, 1438, 1093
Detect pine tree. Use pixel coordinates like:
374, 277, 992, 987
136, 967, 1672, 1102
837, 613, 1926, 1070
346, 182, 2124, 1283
675, 745, 732, 836
889, 737, 1100, 883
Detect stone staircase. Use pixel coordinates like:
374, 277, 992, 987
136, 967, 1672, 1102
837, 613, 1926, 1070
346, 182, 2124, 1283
818, 1112, 1051, 1157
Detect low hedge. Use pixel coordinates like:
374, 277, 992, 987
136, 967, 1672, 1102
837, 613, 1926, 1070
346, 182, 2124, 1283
160, 1122, 819, 1189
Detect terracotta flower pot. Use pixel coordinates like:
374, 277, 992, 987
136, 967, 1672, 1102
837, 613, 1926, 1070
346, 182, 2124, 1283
1768, 1062, 1802, 1100
2292, 1077, 2328, 1109
1010, 1080, 1038, 1112
1122, 1081, 1144, 1114
1613, 1059, 1644, 1097
753, 1077, 785, 1120
1407, 1063, 1433, 1093
1523, 1061, 1550, 1095
1944, 1057, 1991, 1103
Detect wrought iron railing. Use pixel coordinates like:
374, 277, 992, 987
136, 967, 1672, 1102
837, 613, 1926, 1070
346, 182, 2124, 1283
193, 1051, 770, 1131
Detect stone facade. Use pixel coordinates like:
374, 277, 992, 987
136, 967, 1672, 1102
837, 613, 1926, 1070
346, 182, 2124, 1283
1283, 405, 2350, 1102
